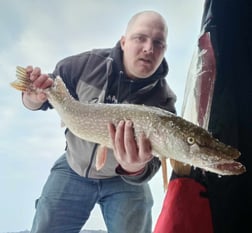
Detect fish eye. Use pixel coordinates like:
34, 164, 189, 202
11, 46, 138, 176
187, 137, 195, 145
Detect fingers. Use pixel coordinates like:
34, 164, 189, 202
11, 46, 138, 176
138, 133, 153, 161
111, 120, 138, 163
22, 66, 53, 108
108, 122, 116, 148
124, 120, 138, 160
26, 66, 53, 89
108, 120, 153, 173
115, 120, 127, 157
33, 74, 53, 89
29, 67, 41, 81
26, 66, 33, 76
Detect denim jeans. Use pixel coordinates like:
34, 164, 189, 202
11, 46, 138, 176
30, 154, 153, 233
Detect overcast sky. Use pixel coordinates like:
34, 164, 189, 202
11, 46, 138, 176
0, 0, 204, 232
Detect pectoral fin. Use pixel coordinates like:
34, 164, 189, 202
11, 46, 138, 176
95, 145, 108, 170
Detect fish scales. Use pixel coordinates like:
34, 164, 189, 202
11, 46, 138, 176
11, 66, 246, 176
48, 86, 186, 158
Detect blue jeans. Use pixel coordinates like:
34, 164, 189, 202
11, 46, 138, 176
30, 154, 153, 233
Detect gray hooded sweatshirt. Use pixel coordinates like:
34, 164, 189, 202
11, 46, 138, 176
40, 42, 176, 184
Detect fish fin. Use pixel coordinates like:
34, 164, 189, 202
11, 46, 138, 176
95, 145, 108, 170
170, 159, 191, 176
161, 156, 168, 192
10, 66, 33, 92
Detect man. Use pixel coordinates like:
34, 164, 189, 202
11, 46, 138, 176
22, 11, 176, 233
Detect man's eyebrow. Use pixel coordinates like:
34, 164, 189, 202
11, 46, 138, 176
130, 33, 166, 44
131, 33, 145, 37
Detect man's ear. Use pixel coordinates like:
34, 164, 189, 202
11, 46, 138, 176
120, 36, 126, 50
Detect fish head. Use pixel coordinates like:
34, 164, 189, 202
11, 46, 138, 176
165, 116, 245, 175
149, 109, 245, 175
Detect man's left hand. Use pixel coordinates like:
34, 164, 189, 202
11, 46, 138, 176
108, 120, 153, 174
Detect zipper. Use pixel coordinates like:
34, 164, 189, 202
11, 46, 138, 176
85, 143, 98, 177
116, 71, 123, 103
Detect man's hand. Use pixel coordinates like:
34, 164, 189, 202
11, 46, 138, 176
108, 120, 153, 174
22, 66, 53, 109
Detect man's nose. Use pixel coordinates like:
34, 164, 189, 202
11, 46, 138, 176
143, 40, 154, 53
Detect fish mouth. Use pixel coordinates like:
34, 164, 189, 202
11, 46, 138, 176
205, 159, 246, 175
188, 144, 245, 175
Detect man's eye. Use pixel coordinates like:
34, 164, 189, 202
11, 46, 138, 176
154, 40, 166, 49
135, 36, 145, 42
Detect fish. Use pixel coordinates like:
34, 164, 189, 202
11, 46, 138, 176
11, 66, 246, 176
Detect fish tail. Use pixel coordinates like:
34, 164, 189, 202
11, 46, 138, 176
10, 66, 32, 92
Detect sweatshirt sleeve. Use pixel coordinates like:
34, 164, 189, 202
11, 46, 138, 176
116, 157, 161, 185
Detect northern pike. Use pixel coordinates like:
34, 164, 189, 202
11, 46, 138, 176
11, 66, 246, 176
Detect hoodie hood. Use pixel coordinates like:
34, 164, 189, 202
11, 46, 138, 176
105, 41, 170, 103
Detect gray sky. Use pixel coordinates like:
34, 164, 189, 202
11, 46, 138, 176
0, 0, 204, 232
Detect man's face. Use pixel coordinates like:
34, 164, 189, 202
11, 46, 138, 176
120, 14, 167, 79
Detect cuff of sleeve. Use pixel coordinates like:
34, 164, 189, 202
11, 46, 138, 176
115, 165, 146, 176
118, 157, 161, 185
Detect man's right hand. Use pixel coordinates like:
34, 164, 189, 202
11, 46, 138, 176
22, 66, 53, 109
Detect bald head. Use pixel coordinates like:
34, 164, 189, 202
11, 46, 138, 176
120, 10, 168, 79
125, 11, 168, 40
